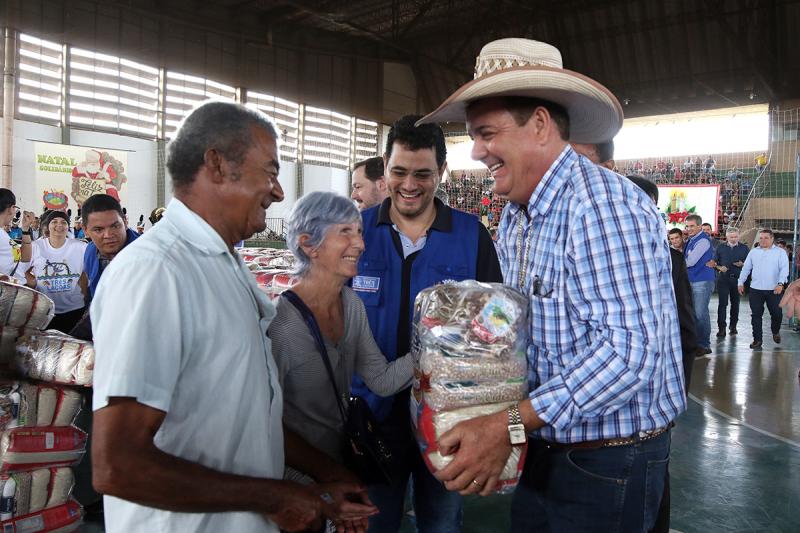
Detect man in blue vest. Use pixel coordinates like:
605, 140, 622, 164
684, 214, 715, 355
352, 115, 502, 533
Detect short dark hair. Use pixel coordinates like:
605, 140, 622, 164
353, 156, 385, 182
82, 194, 124, 223
167, 101, 278, 190
626, 175, 659, 203
469, 97, 570, 141
43, 209, 70, 227
596, 140, 614, 164
385, 115, 447, 169
701, 223, 713, 229
668, 228, 683, 237
760, 229, 774, 237
0, 189, 15, 212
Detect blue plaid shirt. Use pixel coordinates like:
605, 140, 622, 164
497, 146, 686, 443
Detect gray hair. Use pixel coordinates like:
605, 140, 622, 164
725, 227, 739, 235
286, 191, 361, 277
167, 100, 279, 190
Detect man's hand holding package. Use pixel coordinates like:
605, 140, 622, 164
435, 401, 544, 497
434, 410, 510, 496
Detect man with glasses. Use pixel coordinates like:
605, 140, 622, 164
351, 115, 501, 532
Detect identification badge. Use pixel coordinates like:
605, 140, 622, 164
352, 275, 380, 293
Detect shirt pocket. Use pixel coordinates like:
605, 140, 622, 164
354, 259, 386, 307
528, 295, 575, 355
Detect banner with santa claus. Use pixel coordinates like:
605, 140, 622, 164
33, 142, 128, 212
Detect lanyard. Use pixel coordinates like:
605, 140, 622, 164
514, 212, 532, 292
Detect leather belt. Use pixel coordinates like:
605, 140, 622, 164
542, 425, 671, 450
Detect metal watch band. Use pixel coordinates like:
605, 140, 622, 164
508, 404, 522, 425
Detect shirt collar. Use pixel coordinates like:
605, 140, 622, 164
163, 198, 229, 256
375, 197, 452, 232
508, 144, 576, 220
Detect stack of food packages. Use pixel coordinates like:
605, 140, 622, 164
0, 280, 91, 532
410, 281, 529, 494
239, 248, 297, 298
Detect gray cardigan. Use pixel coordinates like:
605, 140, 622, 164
269, 286, 414, 462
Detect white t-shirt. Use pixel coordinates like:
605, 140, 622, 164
30, 238, 88, 313
92, 198, 283, 533
0, 228, 26, 282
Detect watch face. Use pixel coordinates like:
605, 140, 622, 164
509, 424, 527, 445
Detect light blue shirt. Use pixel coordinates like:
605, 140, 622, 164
92, 198, 283, 533
738, 245, 789, 290
497, 146, 686, 443
392, 223, 428, 258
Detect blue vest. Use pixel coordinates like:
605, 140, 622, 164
685, 232, 715, 283
351, 206, 480, 421
84, 228, 140, 299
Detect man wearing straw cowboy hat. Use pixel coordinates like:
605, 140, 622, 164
417, 38, 686, 531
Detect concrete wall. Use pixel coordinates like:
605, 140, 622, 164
302, 165, 350, 198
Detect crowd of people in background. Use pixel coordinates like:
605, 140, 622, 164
434, 151, 770, 240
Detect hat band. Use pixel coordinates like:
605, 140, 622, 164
474, 57, 562, 79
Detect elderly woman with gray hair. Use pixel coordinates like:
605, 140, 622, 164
268, 191, 414, 490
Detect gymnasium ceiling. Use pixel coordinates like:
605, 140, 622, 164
16, 0, 800, 120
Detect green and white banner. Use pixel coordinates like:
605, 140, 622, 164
34, 142, 128, 211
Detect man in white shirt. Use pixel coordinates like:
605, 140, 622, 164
738, 229, 789, 349
91, 102, 374, 533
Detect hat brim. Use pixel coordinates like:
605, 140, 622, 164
416, 65, 623, 144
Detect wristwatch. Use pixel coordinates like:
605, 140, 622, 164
507, 405, 527, 445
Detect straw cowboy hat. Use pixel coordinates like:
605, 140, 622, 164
417, 38, 623, 143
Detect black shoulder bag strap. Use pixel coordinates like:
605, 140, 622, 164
282, 290, 348, 424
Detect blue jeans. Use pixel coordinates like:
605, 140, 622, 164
691, 280, 714, 348
511, 430, 671, 532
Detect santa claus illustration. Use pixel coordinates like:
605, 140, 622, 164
72, 149, 120, 201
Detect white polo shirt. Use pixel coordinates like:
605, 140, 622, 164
92, 198, 283, 533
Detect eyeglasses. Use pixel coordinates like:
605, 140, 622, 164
387, 168, 437, 181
